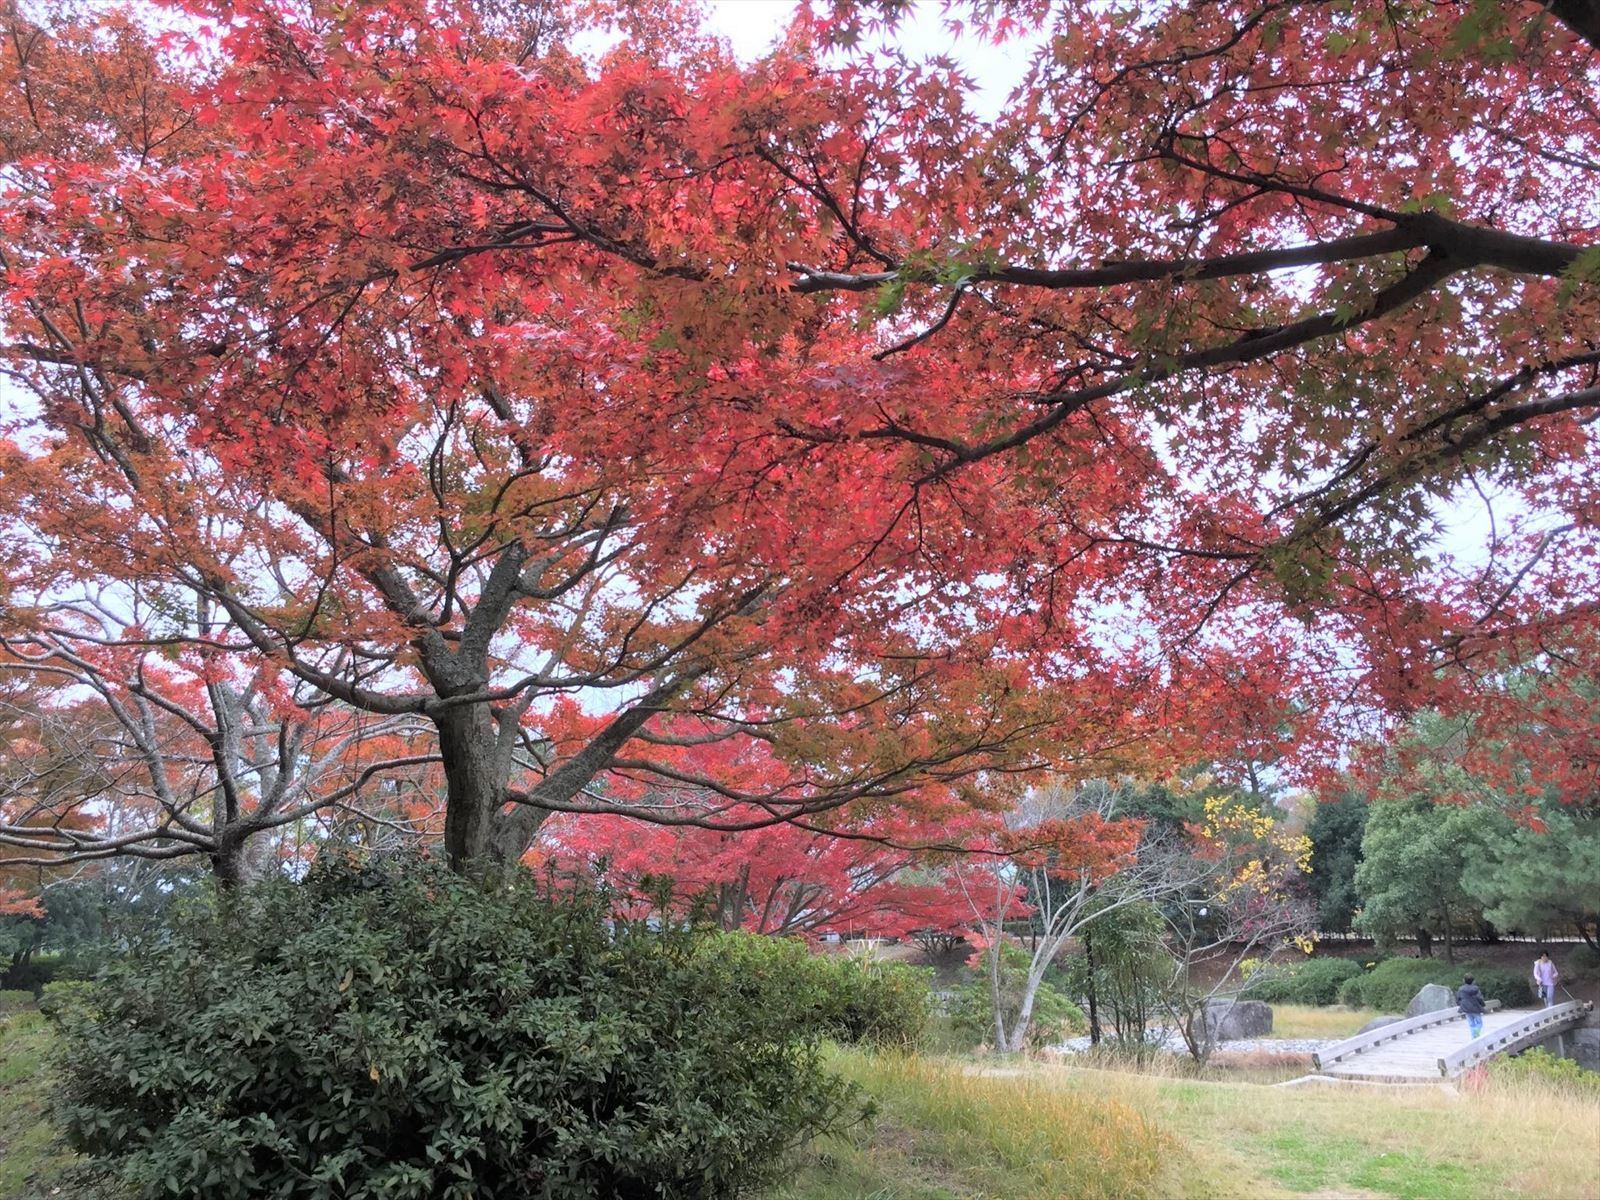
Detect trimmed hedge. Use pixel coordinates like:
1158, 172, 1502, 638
1248, 957, 1363, 1006
52, 856, 865, 1200
1335, 956, 1534, 1010
704, 931, 931, 1048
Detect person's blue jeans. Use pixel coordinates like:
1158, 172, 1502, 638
1539, 983, 1556, 1007
1466, 1013, 1483, 1039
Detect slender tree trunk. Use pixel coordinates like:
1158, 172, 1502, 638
1085, 928, 1102, 1046
989, 939, 1009, 1051
1442, 919, 1455, 964
1007, 969, 1043, 1052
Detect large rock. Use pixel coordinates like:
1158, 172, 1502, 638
1568, 1028, 1600, 1070
1406, 983, 1455, 1017
1203, 998, 1273, 1041
1358, 1014, 1405, 1035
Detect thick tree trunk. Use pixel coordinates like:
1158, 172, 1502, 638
211, 826, 271, 889
435, 702, 553, 872
211, 844, 252, 889
1549, 0, 1600, 52
1415, 927, 1433, 958
436, 704, 504, 873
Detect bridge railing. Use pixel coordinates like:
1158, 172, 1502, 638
1436, 1001, 1591, 1078
1312, 1006, 1466, 1072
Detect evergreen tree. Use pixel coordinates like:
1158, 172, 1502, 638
1354, 798, 1485, 961
1465, 801, 1600, 949
1307, 789, 1368, 934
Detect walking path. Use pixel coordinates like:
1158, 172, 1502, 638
1055, 1033, 1332, 1056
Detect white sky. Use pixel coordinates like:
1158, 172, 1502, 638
701, 0, 1034, 118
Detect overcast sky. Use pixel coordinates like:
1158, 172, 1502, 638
701, 0, 1033, 118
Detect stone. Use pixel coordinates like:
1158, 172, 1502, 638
1405, 983, 1455, 1017
1569, 1028, 1600, 1070
1358, 1014, 1405, 1035
1203, 998, 1273, 1041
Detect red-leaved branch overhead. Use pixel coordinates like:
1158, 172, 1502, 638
0, 0, 1594, 875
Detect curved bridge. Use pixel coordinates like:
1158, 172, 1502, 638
1311, 1001, 1592, 1082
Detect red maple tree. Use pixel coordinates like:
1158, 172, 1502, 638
536, 730, 998, 938
0, 0, 1591, 880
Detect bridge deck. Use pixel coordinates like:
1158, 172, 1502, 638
1320, 1005, 1588, 1081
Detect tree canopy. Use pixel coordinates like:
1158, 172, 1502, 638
1, 0, 1595, 877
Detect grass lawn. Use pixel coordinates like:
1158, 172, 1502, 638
1092, 1063, 1600, 1200
0, 1010, 75, 1200
771, 1049, 1600, 1200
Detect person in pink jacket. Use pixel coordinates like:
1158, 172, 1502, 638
1533, 952, 1560, 1007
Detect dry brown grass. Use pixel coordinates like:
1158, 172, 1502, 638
772, 1049, 1179, 1199
1268, 1003, 1381, 1040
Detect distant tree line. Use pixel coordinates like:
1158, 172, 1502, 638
1308, 698, 1600, 958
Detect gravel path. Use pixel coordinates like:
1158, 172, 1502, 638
1054, 1033, 1335, 1055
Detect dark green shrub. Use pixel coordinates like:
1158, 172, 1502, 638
1563, 945, 1600, 981
0, 954, 53, 994
1350, 958, 1449, 1009
1466, 966, 1535, 1008
1063, 901, 1170, 1052
708, 933, 930, 1048
51, 855, 860, 1200
1336, 971, 1369, 1007
817, 957, 932, 1048
1248, 957, 1363, 1006
1338, 957, 1534, 1010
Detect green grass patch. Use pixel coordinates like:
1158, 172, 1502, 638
1263, 1128, 1361, 1191
1348, 1149, 1476, 1200
1261, 1130, 1474, 1198
0, 1010, 75, 1200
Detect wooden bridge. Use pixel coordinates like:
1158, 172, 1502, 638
1311, 1001, 1592, 1082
